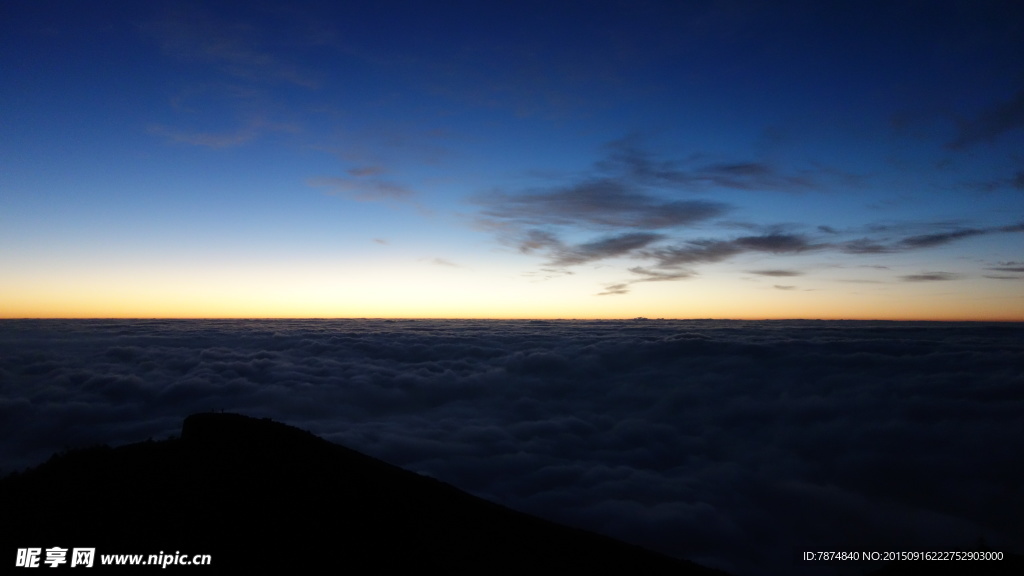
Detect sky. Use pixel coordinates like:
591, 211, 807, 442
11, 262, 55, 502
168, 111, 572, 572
2, 0, 1024, 320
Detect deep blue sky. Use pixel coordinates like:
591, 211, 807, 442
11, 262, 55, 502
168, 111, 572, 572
3, 1, 1023, 318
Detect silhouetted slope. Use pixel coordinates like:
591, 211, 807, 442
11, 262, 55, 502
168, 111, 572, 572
2, 413, 730, 574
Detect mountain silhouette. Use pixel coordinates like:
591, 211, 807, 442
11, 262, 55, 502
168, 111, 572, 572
1, 413, 731, 573
5, 413, 1019, 574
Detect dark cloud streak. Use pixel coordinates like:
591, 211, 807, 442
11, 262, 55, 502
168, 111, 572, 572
898, 228, 986, 249
748, 269, 802, 277
548, 232, 665, 267
949, 88, 1024, 149
900, 272, 962, 282
595, 138, 820, 192
477, 180, 729, 231
644, 233, 819, 270
308, 176, 415, 202
842, 222, 1024, 255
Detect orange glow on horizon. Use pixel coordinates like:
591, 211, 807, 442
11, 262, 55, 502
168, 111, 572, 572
2, 259, 1021, 322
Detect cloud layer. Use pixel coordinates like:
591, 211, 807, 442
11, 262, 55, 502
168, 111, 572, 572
2, 319, 1022, 575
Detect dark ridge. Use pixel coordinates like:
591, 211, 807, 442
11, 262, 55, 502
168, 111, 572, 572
1, 413, 730, 574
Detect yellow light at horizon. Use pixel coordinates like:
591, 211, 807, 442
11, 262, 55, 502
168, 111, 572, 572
2, 259, 1021, 321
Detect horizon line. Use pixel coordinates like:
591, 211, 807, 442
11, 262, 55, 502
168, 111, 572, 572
3, 316, 1022, 323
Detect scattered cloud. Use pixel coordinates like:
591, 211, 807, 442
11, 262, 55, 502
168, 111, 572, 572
626, 267, 696, 283
148, 117, 298, 148
749, 269, 802, 277
841, 238, 893, 254
140, 8, 319, 151
645, 233, 820, 270
948, 87, 1024, 149
308, 176, 415, 202
988, 265, 1024, 273
582, 233, 820, 295
982, 262, 1024, 279
734, 233, 816, 252
595, 137, 820, 193
967, 169, 1024, 192
143, 9, 320, 88
641, 239, 742, 267
348, 166, 386, 177
900, 272, 962, 282
475, 136, 1024, 295
429, 258, 460, 268
842, 223, 1024, 255
514, 229, 562, 255
471, 136, 840, 280
548, 233, 665, 267
773, 284, 796, 290
898, 228, 987, 249
148, 124, 259, 148
596, 283, 630, 296
477, 180, 729, 231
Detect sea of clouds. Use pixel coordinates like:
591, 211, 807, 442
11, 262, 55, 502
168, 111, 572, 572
1, 319, 1021, 575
